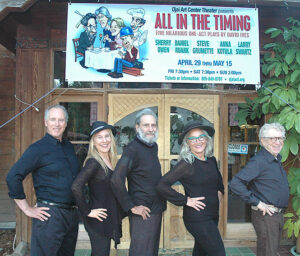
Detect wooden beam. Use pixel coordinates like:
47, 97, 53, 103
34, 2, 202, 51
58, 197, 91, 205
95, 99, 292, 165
0, 0, 38, 22
0, 26, 15, 53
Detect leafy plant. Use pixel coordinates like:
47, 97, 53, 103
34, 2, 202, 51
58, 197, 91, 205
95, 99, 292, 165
284, 168, 300, 238
235, 17, 300, 162
234, 17, 300, 252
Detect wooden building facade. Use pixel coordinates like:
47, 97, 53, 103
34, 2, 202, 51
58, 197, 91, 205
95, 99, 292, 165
0, 0, 299, 250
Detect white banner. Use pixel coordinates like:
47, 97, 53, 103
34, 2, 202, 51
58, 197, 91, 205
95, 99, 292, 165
66, 3, 260, 84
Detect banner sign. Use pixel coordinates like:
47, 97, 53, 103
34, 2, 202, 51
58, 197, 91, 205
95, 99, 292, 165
228, 144, 249, 154
66, 3, 260, 84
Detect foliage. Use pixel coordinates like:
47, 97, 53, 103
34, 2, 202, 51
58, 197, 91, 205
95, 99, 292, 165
284, 167, 300, 239
234, 17, 300, 243
234, 17, 300, 162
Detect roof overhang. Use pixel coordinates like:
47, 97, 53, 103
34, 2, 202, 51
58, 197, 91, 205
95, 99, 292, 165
1, 0, 300, 22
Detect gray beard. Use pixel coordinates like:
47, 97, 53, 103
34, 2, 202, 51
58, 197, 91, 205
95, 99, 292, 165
88, 32, 96, 41
137, 129, 158, 144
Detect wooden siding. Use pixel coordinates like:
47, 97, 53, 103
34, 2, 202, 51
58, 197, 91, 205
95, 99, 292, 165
6, 0, 300, 246
0, 44, 16, 222
0, 44, 15, 192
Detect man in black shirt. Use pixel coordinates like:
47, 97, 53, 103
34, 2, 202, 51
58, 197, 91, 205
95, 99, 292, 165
111, 108, 166, 256
6, 104, 80, 256
229, 122, 289, 256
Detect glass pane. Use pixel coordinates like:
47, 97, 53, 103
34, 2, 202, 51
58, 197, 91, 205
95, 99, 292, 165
228, 104, 260, 142
73, 143, 89, 168
61, 102, 97, 141
227, 144, 258, 223
170, 107, 213, 155
227, 103, 261, 223
114, 107, 158, 155
168, 159, 193, 244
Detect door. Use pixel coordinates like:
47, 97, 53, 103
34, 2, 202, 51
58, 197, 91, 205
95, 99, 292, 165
221, 95, 260, 245
108, 93, 220, 249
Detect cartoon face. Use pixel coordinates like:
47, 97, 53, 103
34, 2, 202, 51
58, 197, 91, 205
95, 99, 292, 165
110, 20, 121, 36
121, 35, 133, 49
131, 17, 143, 30
97, 13, 108, 28
86, 18, 97, 36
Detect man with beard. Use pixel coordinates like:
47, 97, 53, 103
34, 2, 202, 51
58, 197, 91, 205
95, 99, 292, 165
77, 13, 97, 68
111, 108, 166, 256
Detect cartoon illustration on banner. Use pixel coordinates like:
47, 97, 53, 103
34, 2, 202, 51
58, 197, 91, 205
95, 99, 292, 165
70, 6, 148, 79
66, 4, 260, 84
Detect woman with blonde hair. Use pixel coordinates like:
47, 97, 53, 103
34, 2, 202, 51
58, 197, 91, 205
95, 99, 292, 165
72, 121, 122, 256
110, 17, 125, 49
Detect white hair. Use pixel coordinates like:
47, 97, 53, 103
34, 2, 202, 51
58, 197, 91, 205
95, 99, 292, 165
259, 122, 285, 146
44, 104, 69, 122
135, 108, 157, 125
179, 129, 213, 164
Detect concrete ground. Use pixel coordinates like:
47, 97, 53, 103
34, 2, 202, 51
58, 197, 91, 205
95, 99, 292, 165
74, 246, 293, 256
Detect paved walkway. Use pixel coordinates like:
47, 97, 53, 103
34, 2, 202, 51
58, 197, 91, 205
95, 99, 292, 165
74, 246, 293, 256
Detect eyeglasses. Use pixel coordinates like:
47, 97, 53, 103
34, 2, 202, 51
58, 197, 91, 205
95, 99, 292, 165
87, 24, 97, 30
264, 137, 285, 143
187, 134, 207, 143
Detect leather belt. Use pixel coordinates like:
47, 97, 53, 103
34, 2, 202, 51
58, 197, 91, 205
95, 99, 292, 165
251, 205, 284, 213
37, 199, 77, 210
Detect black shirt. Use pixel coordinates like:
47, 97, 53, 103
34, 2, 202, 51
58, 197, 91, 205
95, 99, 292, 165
111, 136, 166, 214
229, 147, 289, 208
6, 133, 79, 205
71, 158, 122, 245
157, 156, 224, 222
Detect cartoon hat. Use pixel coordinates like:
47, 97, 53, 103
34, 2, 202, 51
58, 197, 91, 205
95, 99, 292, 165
120, 26, 134, 37
127, 8, 145, 19
95, 6, 112, 21
90, 121, 116, 137
178, 120, 215, 145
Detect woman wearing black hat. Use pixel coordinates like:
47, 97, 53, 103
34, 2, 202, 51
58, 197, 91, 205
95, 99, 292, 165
157, 121, 225, 256
72, 121, 123, 256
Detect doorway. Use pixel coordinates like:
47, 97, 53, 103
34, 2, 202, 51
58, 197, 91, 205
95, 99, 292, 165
53, 92, 259, 249
108, 93, 220, 248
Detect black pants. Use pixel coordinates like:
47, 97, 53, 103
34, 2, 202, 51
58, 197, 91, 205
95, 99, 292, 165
85, 225, 111, 256
31, 203, 79, 256
129, 213, 162, 256
184, 218, 226, 256
251, 209, 284, 256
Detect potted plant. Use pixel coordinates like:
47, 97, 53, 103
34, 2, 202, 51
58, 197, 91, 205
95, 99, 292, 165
234, 17, 300, 254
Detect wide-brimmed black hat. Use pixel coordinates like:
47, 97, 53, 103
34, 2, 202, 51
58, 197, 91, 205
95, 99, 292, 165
178, 120, 215, 145
90, 121, 116, 137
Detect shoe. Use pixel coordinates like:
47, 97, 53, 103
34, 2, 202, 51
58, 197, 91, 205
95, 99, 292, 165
108, 72, 123, 78
80, 60, 88, 69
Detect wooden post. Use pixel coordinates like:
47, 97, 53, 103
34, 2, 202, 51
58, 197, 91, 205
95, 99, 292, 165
15, 24, 51, 245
